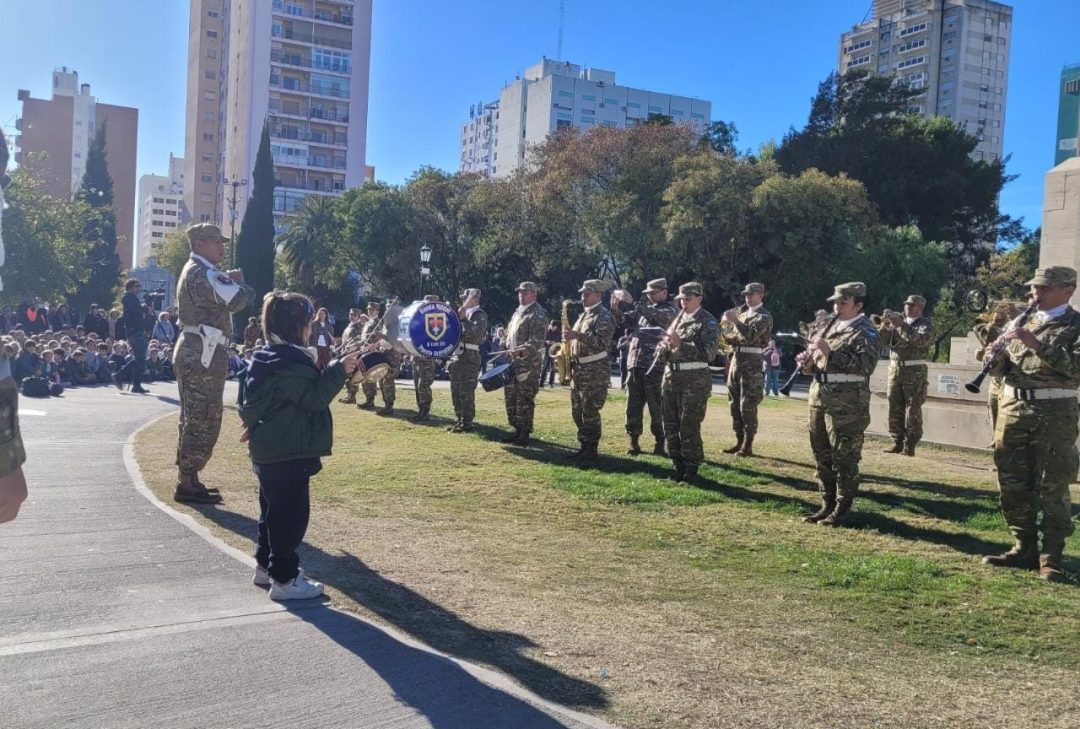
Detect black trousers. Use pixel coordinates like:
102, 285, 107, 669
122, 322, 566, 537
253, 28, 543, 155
254, 459, 320, 583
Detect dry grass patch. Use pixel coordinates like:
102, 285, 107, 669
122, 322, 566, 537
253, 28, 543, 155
135, 385, 1080, 729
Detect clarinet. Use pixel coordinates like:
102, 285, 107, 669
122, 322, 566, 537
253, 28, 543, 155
964, 302, 1038, 394
779, 315, 837, 397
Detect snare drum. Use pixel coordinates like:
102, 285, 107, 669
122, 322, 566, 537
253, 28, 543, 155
351, 351, 390, 384
479, 362, 516, 392
395, 300, 461, 359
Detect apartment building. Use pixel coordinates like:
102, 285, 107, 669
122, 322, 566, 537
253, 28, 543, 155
1055, 63, 1080, 167
136, 155, 186, 266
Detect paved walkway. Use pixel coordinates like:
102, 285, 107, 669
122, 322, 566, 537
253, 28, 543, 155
0, 386, 611, 729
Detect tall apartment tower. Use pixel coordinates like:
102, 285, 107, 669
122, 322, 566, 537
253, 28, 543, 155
184, 0, 372, 235
14, 68, 139, 268
838, 0, 1012, 162
136, 154, 186, 266
1054, 63, 1080, 167
461, 58, 712, 179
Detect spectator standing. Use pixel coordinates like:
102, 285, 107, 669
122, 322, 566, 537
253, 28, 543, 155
541, 320, 561, 387
152, 311, 177, 345
309, 308, 334, 370
117, 279, 149, 393
243, 316, 260, 349
48, 303, 74, 332
763, 339, 781, 397
83, 305, 108, 339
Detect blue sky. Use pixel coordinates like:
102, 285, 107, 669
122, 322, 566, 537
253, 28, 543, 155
0, 0, 1072, 232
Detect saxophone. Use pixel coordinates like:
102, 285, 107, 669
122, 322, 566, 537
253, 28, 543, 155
547, 299, 579, 386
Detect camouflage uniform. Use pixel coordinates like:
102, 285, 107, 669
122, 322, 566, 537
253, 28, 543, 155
612, 279, 677, 451
984, 267, 1080, 581
174, 249, 254, 476
804, 283, 879, 526
973, 320, 1006, 431
880, 302, 935, 452
0, 355, 26, 478
724, 296, 773, 449
661, 285, 720, 480
448, 296, 488, 429
410, 295, 442, 421
338, 316, 366, 402
503, 288, 549, 438
360, 315, 401, 410
568, 282, 616, 449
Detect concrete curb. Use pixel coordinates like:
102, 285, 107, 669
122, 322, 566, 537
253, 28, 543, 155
123, 411, 619, 729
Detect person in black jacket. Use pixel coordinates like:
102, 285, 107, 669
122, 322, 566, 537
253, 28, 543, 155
114, 279, 149, 393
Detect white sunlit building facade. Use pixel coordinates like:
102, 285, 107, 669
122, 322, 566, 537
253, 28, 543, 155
136, 154, 186, 266
461, 58, 712, 179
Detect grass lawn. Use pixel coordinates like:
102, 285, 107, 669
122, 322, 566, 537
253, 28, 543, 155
135, 384, 1080, 729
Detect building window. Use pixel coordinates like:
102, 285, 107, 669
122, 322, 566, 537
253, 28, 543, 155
202, 132, 214, 142
1066, 80, 1080, 95
207, 49, 217, 59
203, 90, 216, 100
555, 119, 572, 130
848, 55, 871, 68
205, 70, 216, 80
201, 154, 213, 162
207, 9, 219, 17
844, 39, 872, 54
581, 94, 596, 102
204, 111, 214, 121
201, 173, 213, 182
896, 38, 926, 54
206, 29, 218, 38
200, 214, 211, 222
899, 22, 927, 37
896, 56, 926, 70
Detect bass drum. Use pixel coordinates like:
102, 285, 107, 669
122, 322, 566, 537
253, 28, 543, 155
353, 351, 390, 384
395, 300, 461, 359
479, 362, 516, 392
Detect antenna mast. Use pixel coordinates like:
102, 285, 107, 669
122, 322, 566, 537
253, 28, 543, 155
557, 0, 565, 60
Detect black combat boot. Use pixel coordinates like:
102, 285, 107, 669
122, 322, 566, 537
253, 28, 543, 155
982, 540, 1039, 570
671, 460, 686, 482
375, 404, 395, 416
736, 434, 754, 457
357, 398, 376, 410
339, 392, 357, 404
1038, 540, 1067, 583
409, 406, 430, 423
680, 468, 700, 485
722, 433, 744, 454
883, 441, 904, 454
819, 498, 854, 527
131, 375, 149, 395
652, 440, 667, 457
577, 442, 599, 462
513, 430, 531, 446
501, 428, 522, 443
626, 435, 642, 455
446, 419, 463, 432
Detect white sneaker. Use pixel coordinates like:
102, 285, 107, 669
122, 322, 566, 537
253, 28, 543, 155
253, 564, 271, 586
269, 572, 324, 601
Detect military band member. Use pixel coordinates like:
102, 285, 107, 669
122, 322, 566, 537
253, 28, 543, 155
802, 282, 879, 527
409, 294, 441, 423
448, 288, 488, 433
337, 308, 366, 404
982, 266, 1079, 583
879, 294, 935, 456
721, 282, 773, 457
502, 282, 549, 446
174, 223, 255, 504
972, 301, 1016, 435
565, 279, 615, 461
660, 283, 720, 484
611, 278, 677, 456
359, 300, 401, 416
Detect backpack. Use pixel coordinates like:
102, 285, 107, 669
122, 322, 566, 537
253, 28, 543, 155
19, 377, 51, 398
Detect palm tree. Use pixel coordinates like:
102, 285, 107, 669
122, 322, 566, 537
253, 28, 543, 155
277, 193, 339, 293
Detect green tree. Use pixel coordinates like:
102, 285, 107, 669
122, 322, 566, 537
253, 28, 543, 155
776, 70, 1012, 276
702, 120, 740, 156
337, 182, 418, 300
72, 121, 121, 312
233, 124, 276, 321
0, 166, 98, 305
838, 225, 950, 314
278, 193, 341, 293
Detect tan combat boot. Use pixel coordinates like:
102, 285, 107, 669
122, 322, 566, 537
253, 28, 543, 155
819, 498, 853, 527
982, 541, 1039, 570
803, 489, 837, 524
1038, 540, 1068, 583
174, 471, 222, 505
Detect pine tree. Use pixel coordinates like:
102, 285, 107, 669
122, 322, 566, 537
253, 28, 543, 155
233, 124, 277, 328
72, 121, 121, 313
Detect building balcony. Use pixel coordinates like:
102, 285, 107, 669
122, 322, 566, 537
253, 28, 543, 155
270, 75, 351, 99
271, 26, 352, 51
272, 0, 354, 26
270, 49, 352, 76
269, 100, 351, 125
273, 153, 347, 171
269, 125, 348, 148
274, 180, 345, 193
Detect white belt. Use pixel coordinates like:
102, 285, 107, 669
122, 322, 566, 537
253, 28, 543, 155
1003, 386, 1077, 401
668, 361, 708, 371
182, 324, 229, 368
575, 351, 608, 364
463, 343, 480, 351
892, 359, 929, 367
735, 347, 763, 354
814, 373, 867, 383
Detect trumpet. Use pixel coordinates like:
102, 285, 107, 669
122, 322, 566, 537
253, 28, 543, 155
871, 309, 903, 329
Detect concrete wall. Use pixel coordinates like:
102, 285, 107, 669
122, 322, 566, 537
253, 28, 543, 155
1040, 157, 1080, 309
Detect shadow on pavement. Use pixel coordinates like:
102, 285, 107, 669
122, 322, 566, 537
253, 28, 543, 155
192, 506, 610, 714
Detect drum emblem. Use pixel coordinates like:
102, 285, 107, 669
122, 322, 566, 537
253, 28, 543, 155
424, 312, 448, 341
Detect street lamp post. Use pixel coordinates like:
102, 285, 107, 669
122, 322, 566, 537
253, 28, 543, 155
419, 244, 432, 299
224, 178, 248, 264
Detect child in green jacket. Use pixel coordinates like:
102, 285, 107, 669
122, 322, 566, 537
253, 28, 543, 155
238, 292, 361, 600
